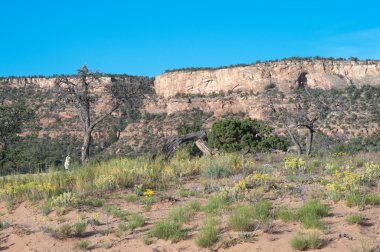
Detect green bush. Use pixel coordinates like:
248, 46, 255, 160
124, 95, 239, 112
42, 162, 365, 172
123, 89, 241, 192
208, 118, 288, 152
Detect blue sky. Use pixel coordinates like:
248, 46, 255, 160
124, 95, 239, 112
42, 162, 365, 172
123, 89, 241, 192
1, 0, 380, 77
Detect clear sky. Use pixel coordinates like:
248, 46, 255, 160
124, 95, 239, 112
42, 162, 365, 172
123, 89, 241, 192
1, 0, 380, 77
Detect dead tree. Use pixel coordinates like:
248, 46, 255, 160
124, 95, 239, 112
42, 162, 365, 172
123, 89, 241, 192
162, 130, 216, 158
54, 65, 149, 163
268, 87, 334, 156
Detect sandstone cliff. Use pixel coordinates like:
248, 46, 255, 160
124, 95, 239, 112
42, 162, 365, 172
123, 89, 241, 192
155, 60, 380, 98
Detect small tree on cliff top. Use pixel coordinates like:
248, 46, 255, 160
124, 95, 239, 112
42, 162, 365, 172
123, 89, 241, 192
54, 65, 147, 163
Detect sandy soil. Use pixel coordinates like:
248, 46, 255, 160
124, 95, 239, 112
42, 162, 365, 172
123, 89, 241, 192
1, 179, 380, 252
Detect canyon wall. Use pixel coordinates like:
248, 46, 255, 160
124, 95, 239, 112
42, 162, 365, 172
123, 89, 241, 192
155, 60, 380, 98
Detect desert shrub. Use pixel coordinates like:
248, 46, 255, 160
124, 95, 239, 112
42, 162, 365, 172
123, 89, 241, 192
78, 197, 104, 207
253, 199, 273, 222
307, 232, 322, 249
275, 207, 298, 222
208, 118, 288, 152
345, 191, 379, 209
202, 165, 231, 178
52, 192, 78, 208
290, 235, 308, 251
118, 222, 128, 232
103, 205, 128, 220
178, 186, 199, 197
195, 218, 219, 248
128, 214, 145, 230
58, 224, 72, 238
73, 220, 87, 236
0, 221, 10, 230
150, 218, 187, 242
74, 240, 90, 250
202, 195, 228, 213
168, 203, 199, 225
228, 205, 255, 231
125, 194, 138, 203
40, 200, 52, 216
298, 200, 328, 229
346, 214, 363, 225
94, 174, 119, 191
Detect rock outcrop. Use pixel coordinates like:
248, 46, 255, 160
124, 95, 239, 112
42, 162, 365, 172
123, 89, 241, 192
155, 60, 380, 98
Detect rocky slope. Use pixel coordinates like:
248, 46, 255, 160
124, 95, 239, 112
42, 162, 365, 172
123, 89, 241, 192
1, 59, 380, 155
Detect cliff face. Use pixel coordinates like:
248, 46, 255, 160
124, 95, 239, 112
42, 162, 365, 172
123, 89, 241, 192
1, 60, 380, 154
155, 60, 380, 98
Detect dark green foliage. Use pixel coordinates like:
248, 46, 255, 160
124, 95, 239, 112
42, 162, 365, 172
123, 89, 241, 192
208, 118, 288, 152
176, 121, 203, 157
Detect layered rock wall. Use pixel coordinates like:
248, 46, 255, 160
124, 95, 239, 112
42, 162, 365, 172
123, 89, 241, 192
155, 60, 380, 98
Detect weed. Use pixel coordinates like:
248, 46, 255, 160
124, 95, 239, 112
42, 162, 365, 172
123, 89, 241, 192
275, 207, 298, 222
74, 240, 90, 250
40, 200, 52, 216
52, 192, 78, 208
346, 214, 363, 225
228, 205, 255, 231
202, 165, 231, 179
168, 203, 199, 225
307, 232, 322, 249
253, 199, 273, 223
345, 191, 378, 209
150, 218, 187, 242
0, 221, 10, 230
178, 186, 199, 197
202, 195, 227, 213
58, 224, 72, 238
79, 197, 104, 207
73, 220, 87, 236
39, 225, 54, 234
128, 214, 145, 230
118, 222, 127, 232
290, 235, 307, 251
103, 205, 128, 220
195, 218, 219, 248
125, 193, 138, 203
141, 196, 157, 211
188, 200, 201, 211
298, 199, 328, 229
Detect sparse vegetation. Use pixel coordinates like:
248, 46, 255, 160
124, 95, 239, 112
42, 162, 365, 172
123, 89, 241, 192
128, 214, 145, 230
195, 218, 220, 248
346, 214, 363, 225
74, 240, 90, 250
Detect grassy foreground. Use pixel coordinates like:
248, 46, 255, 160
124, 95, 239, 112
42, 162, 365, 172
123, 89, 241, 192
0, 151, 379, 251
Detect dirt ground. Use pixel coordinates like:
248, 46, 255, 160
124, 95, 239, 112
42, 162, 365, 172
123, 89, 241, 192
1, 178, 380, 252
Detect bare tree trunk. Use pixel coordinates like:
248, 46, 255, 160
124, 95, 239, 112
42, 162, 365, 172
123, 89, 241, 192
81, 130, 92, 164
284, 124, 303, 156
305, 127, 314, 156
